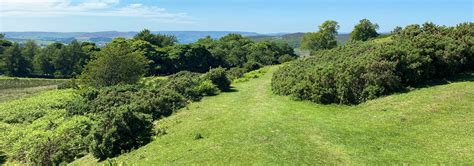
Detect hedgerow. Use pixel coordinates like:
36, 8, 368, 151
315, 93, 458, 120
272, 22, 474, 104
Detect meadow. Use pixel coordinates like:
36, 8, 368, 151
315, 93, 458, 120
66, 66, 473, 164
0, 76, 67, 103
1, 21, 472, 164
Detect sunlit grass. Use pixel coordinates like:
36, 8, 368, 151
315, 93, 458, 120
72, 65, 474, 164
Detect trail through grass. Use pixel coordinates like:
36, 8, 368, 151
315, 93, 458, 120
71, 66, 473, 164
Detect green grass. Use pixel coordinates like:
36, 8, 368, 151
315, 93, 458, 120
71, 65, 474, 164
0, 76, 68, 103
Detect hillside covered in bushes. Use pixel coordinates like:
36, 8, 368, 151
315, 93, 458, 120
272, 22, 473, 104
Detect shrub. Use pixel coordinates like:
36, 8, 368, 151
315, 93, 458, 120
201, 67, 231, 91
27, 116, 93, 165
243, 61, 262, 72
272, 22, 473, 104
131, 88, 187, 119
193, 80, 220, 96
89, 106, 153, 160
66, 85, 140, 115
162, 71, 204, 101
226, 67, 246, 80
57, 79, 79, 89
277, 54, 295, 63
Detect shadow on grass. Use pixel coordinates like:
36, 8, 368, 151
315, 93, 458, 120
223, 87, 239, 93
412, 72, 474, 89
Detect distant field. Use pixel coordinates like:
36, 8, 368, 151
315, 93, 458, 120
0, 76, 68, 102
71, 66, 474, 164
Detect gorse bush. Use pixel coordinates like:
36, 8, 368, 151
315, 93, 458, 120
201, 67, 231, 91
65, 67, 232, 160
272, 22, 474, 104
89, 106, 153, 160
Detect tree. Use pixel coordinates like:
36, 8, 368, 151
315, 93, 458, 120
168, 44, 218, 73
33, 43, 59, 76
79, 38, 148, 87
21, 40, 39, 61
0, 34, 13, 74
134, 29, 177, 47
52, 44, 73, 77
3, 43, 32, 77
67, 40, 89, 76
247, 42, 277, 65
301, 20, 340, 52
349, 19, 379, 41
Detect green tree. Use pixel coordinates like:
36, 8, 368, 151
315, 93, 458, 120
349, 19, 379, 41
301, 20, 340, 52
134, 29, 177, 47
0, 34, 13, 74
3, 43, 32, 77
33, 43, 60, 76
168, 44, 217, 73
247, 42, 277, 65
53, 44, 73, 77
80, 38, 148, 87
21, 40, 39, 61
67, 40, 89, 76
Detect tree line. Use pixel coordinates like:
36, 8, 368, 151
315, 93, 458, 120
0, 30, 296, 81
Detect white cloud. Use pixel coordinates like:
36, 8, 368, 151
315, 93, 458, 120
0, 0, 192, 23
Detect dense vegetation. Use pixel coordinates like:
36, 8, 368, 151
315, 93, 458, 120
0, 30, 295, 78
71, 66, 474, 164
272, 22, 473, 104
0, 29, 295, 164
2, 19, 473, 164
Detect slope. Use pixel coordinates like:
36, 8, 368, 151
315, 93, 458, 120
72, 65, 474, 164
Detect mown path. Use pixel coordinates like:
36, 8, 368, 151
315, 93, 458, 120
73, 66, 474, 165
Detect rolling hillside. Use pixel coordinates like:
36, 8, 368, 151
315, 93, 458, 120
70, 65, 474, 164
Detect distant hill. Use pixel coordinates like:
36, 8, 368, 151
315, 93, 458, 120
2, 31, 355, 48
1, 31, 261, 46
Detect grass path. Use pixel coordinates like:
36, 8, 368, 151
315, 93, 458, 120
73, 66, 474, 164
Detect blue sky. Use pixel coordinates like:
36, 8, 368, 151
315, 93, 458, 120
0, 0, 472, 33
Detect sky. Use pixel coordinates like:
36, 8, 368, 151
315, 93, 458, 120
0, 0, 472, 33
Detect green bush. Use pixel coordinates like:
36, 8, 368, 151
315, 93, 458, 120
131, 88, 187, 119
27, 115, 93, 165
278, 54, 295, 63
3, 112, 92, 165
201, 67, 231, 91
226, 67, 246, 80
162, 71, 204, 101
272, 23, 473, 104
193, 80, 220, 96
243, 61, 262, 72
57, 79, 79, 89
89, 106, 153, 160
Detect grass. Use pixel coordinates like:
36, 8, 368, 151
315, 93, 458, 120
71, 65, 474, 164
0, 76, 68, 103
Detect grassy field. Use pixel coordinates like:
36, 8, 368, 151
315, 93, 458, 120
71, 66, 474, 164
0, 76, 68, 103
